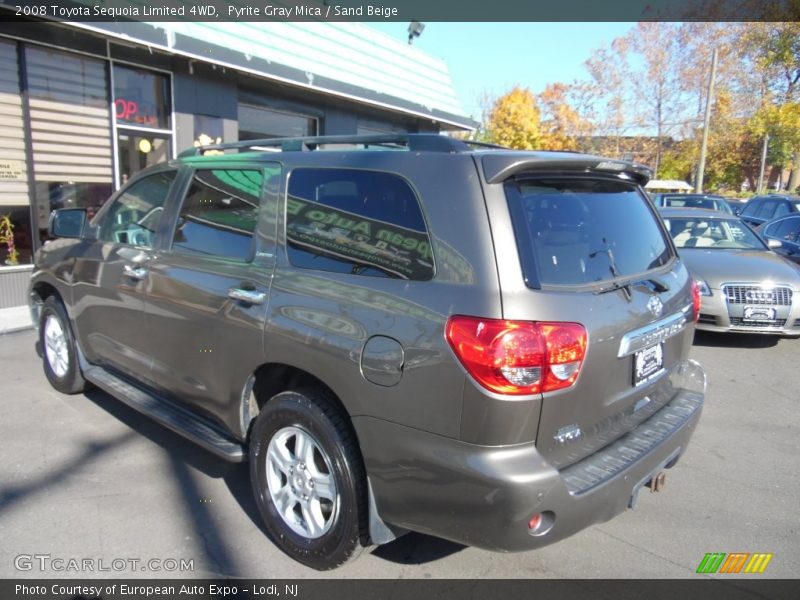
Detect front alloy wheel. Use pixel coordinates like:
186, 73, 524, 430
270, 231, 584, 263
39, 296, 87, 394
43, 313, 69, 379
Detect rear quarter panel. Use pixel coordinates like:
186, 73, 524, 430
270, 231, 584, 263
263, 152, 502, 439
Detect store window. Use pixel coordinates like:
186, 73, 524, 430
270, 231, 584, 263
113, 64, 172, 185
0, 207, 32, 265
356, 120, 404, 136
238, 104, 317, 140
25, 45, 114, 245
113, 65, 171, 129
0, 40, 33, 265
117, 134, 171, 185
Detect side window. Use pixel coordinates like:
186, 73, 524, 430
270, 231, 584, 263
286, 168, 434, 280
741, 200, 758, 216
768, 217, 800, 242
96, 171, 176, 247
172, 169, 263, 261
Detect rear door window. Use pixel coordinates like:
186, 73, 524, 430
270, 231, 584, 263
505, 177, 671, 287
285, 168, 434, 280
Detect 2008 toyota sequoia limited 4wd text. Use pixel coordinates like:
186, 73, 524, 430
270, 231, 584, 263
30, 134, 706, 569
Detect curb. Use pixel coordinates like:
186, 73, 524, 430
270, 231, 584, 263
0, 323, 35, 335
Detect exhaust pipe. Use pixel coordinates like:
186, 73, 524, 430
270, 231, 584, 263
646, 471, 667, 492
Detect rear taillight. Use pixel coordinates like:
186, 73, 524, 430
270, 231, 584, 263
690, 280, 701, 323
445, 316, 587, 396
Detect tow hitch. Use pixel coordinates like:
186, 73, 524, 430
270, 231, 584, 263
646, 471, 667, 492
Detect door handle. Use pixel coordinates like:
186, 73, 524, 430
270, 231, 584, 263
228, 287, 267, 305
123, 264, 148, 280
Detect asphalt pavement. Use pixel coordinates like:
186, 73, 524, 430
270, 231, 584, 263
0, 329, 797, 579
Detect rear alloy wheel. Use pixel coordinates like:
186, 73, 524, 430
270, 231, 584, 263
39, 296, 87, 394
266, 426, 338, 539
250, 390, 367, 570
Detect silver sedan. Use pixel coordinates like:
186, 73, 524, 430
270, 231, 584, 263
660, 207, 800, 336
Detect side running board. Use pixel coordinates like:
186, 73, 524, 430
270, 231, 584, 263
84, 366, 245, 462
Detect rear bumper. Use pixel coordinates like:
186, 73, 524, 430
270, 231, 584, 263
356, 360, 705, 552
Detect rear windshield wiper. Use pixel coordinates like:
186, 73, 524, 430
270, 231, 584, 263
590, 239, 632, 301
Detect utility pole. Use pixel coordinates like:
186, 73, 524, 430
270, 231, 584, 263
695, 48, 718, 193
756, 134, 769, 194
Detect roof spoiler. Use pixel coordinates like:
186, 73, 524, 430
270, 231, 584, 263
481, 153, 652, 186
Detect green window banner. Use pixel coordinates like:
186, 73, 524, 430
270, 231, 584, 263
286, 195, 434, 280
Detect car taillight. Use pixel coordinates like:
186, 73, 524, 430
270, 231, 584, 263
691, 280, 701, 323
445, 316, 587, 396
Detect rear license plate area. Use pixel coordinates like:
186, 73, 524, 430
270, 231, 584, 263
633, 343, 664, 386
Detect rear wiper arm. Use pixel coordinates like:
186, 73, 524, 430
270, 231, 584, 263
589, 240, 632, 301
594, 279, 633, 301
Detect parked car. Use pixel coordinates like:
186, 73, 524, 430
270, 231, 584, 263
738, 194, 800, 228
30, 134, 706, 569
660, 207, 800, 336
761, 214, 800, 265
651, 193, 734, 214
724, 198, 748, 215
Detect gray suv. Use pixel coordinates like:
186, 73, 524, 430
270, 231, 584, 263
29, 134, 706, 570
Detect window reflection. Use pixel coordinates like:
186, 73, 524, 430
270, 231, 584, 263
172, 169, 263, 262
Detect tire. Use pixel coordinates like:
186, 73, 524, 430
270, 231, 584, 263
39, 296, 87, 394
249, 389, 367, 570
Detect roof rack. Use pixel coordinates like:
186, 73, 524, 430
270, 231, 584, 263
178, 133, 483, 158
461, 139, 509, 150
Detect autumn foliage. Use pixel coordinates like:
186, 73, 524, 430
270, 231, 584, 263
479, 22, 800, 192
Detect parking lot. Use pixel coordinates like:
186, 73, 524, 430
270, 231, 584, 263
0, 328, 797, 579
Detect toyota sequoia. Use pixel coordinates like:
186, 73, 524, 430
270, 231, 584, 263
30, 134, 706, 569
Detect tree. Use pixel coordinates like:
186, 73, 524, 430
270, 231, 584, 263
624, 23, 691, 178
750, 101, 800, 188
538, 82, 594, 151
484, 86, 542, 149
584, 40, 631, 158
739, 23, 800, 190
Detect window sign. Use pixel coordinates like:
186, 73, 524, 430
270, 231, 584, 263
113, 65, 171, 129
286, 169, 434, 280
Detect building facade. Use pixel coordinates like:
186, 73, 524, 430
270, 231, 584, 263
0, 18, 473, 307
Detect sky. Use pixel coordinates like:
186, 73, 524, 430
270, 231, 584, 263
371, 22, 635, 121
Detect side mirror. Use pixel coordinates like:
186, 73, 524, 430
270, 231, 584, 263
48, 208, 87, 239
767, 238, 782, 249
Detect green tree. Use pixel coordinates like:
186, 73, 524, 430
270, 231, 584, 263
741, 23, 800, 190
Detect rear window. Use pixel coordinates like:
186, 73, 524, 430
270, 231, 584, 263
505, 178, 671, 287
